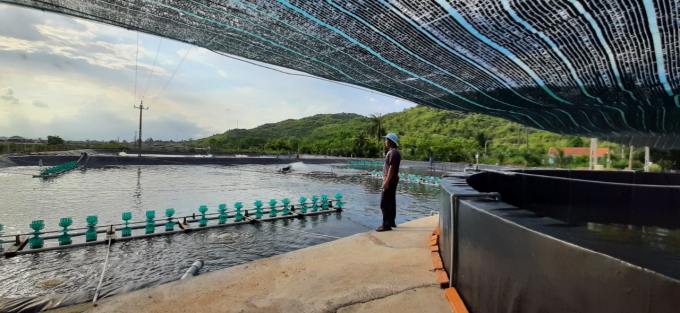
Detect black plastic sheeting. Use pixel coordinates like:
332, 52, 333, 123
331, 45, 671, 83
8, 156, 340, 168
439, 176, 680, 313
0, 274, 182, 313
467, 170, 680, 229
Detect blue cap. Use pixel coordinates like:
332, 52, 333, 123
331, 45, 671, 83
382, 133, 399, 146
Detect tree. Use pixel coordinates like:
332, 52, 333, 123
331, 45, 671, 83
352, 132, 370, 156
47, 135, 64, 146
554, 147, 565, 167
474, 132, 488, 149
567, 136, 586, 147
367, 113, 386, 143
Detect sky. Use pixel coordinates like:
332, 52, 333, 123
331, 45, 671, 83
0, 3, 414, 141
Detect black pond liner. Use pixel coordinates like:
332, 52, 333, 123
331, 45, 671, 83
439, 172, 680, 313
0, 274, 182, 313
466, 169, 680, 229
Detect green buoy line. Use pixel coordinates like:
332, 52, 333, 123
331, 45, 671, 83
369, 171, 441, 186
2, 194, 345, 258
0, 197, 343, 239
33, 161, 80, 178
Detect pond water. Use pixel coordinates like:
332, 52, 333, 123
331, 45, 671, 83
0, 163, 440, 298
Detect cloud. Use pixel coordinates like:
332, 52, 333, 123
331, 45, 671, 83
32, 100, 49, 108
0, 21, 166, 74
0, 88, 20, 104
0, 4, 416, 141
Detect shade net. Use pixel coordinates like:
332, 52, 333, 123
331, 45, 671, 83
2, 0, 680, 147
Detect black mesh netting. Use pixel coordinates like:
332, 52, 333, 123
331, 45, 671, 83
2, 0, 680, 147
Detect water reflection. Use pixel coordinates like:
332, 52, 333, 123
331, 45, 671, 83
587, 223, 680, 255
133, 167, 142, 210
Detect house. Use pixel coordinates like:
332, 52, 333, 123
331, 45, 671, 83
548, 147, 610, 157
8, 136, 26, 143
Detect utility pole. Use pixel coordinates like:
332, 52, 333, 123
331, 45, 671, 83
644, 146, 650, 172
589, 138, 598, 170
134, 101, 149, 157
628, 146, 634, 170
526, 128, 530, 150
606, 152, 611, 169
516, 125, 521, 148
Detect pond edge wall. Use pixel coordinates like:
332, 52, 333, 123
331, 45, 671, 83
438, 174, 680, 313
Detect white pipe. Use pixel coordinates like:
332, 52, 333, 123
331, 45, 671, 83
93, 236, 113, 302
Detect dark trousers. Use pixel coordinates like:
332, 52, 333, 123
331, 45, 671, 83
380, 185, 397, 228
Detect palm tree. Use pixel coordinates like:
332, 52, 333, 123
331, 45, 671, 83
555, 147, 565, 168
367, 113, 386, 143
352, 132, 370, 157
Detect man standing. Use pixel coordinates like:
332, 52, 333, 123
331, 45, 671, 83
376, 132, 401, 232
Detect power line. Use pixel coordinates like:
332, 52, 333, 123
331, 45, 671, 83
133, 31, 139, 104
141, 37, 163, 100
150, 45, 191, 105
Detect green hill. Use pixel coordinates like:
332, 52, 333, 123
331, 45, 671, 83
220, 113, 367, 140
200, 107, 642, 168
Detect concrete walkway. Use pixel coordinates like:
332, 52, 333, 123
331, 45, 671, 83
59, 216, 450, 313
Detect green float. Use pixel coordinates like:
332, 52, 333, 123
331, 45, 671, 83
310, 196, 319, 212
122, 212, 132, 237
254, 200, 264, 219
29, 220, 44, 249
198, 205, 208, 227
145, 211, 156, 234
298, 197, 308, 213
282, 198, 291, 215
85, 216, 98, 242
218, 204, 228, 224
234, 202, 244, 221
165, 209, 175, 231
58, 218, 73, 246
